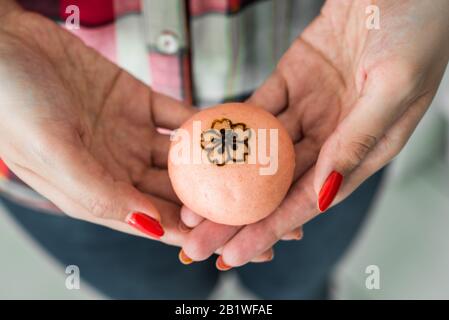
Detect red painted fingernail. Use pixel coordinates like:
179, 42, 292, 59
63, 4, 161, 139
178, 249, 193, 265
216, 256, 232, 271
0, 158, 9, 179
267, 251, 275, 261
126, 212, 165, 238
318, 171, 343, 212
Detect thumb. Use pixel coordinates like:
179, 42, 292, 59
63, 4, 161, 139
314, 74, 412, 212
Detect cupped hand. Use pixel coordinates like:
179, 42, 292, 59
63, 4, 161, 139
0, 5, 195, 245
178, 0, 449, 268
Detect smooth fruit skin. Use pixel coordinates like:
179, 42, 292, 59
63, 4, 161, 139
168, 103, 295, 226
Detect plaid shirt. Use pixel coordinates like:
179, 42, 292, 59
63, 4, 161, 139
0, 0, 323, 212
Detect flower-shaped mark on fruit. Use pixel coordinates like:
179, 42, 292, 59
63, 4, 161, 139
201, 118, 251, 166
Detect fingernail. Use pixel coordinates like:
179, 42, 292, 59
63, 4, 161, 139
178, 220, 191, 233
318, 171, 343, 212
126, 212, 165, 238
295, 230, 303, 240
216, 255, 232, 271
296, 227, 304, 240
282, 228, 303, 241
0, 158, 9, 178
178, 249, 193, 265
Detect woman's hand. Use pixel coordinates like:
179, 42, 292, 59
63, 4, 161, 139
0, 5, 195, 246
179, 0, 449, 268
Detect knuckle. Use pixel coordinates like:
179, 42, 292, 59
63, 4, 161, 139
257, 220, 281, 244
184, 237, 212, 261
223, 247, 246, 267
344, 133, 377, 169
225, 225, 275, 267
270, 221, 285, 242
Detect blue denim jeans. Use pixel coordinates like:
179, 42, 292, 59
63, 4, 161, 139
0, 169, 385, 299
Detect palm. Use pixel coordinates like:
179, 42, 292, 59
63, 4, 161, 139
247, 1, 366, 203
77, 68, 186, 246
179, 0, 365, 260
270, 0, 445, 192
270, 0, 383, 181
4, 10, 192, 245
181, 0, 449, 265
80, 70, 172, 198
274, 40, 347, 180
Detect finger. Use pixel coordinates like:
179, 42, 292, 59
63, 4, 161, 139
107, 194, 184, 245
180, 231, 273, 266
335, 93, 432, 203
277, 109, 302, 142
220, 171, 317, 267
3, 158, 89, 218
151, 133, 171, 168
214, 248, 275, 269
293, 137, 321, 181
4, 158, 182, 242
135, 168, 181, 204
156, 127, 173, 136
246, 71, 288, 115
314, 70, 416, 211
250, 248, 274, 263
149, 196, 185, 246
26, 135, 163, 232
180, 205, 204, 228
151, 91, 196, 129
281, 226, 303, 240
182, 220, 240, 261
0, 157, 10, 178
177, 219, 191, 233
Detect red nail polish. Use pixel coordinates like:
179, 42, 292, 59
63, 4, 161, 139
318, 171, 343, 212
216, 256, 232, 271
0, 158, 9, 178
179, 249, 193, 265
126, 212, 165, 238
